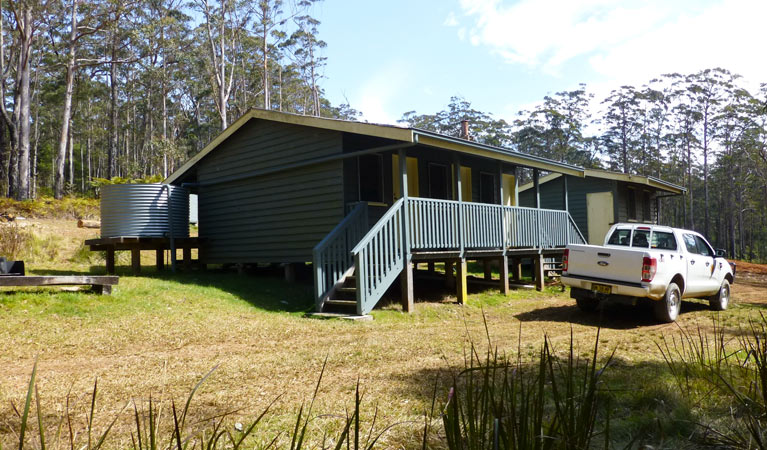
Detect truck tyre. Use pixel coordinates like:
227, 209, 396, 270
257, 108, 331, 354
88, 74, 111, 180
654, 282, 681, 323
709, 279, 730, 311
576, 296, 599, 312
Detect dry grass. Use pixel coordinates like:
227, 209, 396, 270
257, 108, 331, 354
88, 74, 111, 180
1, 220, 767, 448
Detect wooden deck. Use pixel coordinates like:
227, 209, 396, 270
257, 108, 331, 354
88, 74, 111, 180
85, 237, 204, 274
314, 197, 585, 315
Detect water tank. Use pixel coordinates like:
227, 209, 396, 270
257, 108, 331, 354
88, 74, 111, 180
100, 184, 189, 238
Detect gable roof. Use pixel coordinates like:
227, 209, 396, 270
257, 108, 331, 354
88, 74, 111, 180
165, 109, 584, 185
518, 169, 686, 194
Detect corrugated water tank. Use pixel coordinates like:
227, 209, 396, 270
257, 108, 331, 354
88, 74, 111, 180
100, 184, 189, 238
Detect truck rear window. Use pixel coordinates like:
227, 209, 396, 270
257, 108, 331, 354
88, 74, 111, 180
632, 230, 650, 248
651, 231, 677, 250
607, 229, 631, 246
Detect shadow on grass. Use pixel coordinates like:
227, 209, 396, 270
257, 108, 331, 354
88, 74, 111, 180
515, 299, 712, 330
24, 265, 315, 314
393, 346, 703, 449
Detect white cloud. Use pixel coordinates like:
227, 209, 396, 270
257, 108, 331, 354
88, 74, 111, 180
455, 0, 767, 85
353, 64, 409, 125
444, 11, 459, 27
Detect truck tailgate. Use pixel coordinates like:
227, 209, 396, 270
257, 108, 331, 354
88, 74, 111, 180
566, 244, 646, 284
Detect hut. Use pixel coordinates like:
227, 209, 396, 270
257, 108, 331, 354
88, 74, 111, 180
166, 109, 590, 315
518, 169, 685, 245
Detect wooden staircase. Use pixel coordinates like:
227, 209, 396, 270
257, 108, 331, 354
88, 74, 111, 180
314, 197, 586, 316
322, 270, 358, 314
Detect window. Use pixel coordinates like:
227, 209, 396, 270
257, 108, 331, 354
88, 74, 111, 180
694, 236, 713, 257
428, 163, 449, 200
651, 231, 677, 250
632, 229, 650, 248
626, 187, 637, 220
683, 234, 698, 254
358, 154, 383, 202
607, 229, 632, 246
479, 172, 496, 204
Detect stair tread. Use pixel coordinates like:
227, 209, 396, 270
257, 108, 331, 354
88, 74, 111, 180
337, 287, 356, 293
326, 299, 357, 305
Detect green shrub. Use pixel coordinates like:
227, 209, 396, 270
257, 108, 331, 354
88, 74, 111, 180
0, 223, 30, 260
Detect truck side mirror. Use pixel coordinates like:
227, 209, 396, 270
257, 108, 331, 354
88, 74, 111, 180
715, 249, 727, 258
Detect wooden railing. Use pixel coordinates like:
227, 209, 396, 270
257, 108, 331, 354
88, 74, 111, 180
317, 197, 586, 315
351, 198, 406, 315
312, 202, 368, 311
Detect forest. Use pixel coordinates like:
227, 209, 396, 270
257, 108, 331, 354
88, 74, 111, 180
1, 1, 766, 262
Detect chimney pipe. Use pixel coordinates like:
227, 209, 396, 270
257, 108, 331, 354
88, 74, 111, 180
460, 119, 470, 140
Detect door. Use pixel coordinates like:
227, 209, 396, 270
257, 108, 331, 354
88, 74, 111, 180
392, 155, 419, 199
586, 191, 614, 245
502, 174, 517, 206
682, 233, 717, 296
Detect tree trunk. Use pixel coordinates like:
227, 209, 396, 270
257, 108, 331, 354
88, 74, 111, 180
55, 0, 78, 198
108, 44, 118, 179
703, 106, 709, 237
15, 6, 33, 200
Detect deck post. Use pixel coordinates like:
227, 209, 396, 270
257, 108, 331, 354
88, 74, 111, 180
400, 261, 414, 312
427, 262, 435, 273
514, 257, 523, 281
183, 246, 192, 270
454, 154, 464, 258
155, 248, 164, 271
106, 249, 116, 274
562, 174, 569, 212
500, 255, 510, 295
399, 147, 414, 312
534, 169, 540, 209
445, 260, 455, 289
284, 263, 296, 282
456, 258, 468, 304
535, 254, 545, 291
498, 161, 506, 250
131, 248, 141, 274
483, 259, 493, 280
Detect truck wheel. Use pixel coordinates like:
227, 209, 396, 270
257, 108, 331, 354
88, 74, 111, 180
576, 296, 599, 312
709, 279, 730, 311
654, 282, 681, 323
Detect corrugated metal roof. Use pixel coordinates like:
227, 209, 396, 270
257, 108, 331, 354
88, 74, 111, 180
165, 108, 586, 184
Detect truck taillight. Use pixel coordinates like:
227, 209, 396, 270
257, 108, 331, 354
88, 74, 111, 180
562, 249, 569, 274
641, 257, 657, 282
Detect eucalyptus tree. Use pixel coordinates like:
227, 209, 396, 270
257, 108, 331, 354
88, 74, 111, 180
686, 68, 737, 237
0, 0, 55, 199
512, 86, 594, 166
284, 13, 325, 116
600, 85, 643, 174
400, 96, 512, 147
51, 0, 117, 198
194, 0, 250, 129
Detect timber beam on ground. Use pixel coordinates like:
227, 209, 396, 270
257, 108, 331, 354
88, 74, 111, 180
0, 275, 119, 294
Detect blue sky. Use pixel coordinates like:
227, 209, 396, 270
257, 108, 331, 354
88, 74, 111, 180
313, 0, 766, 125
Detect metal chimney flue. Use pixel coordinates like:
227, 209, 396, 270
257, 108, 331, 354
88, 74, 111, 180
460, 119, 470, 140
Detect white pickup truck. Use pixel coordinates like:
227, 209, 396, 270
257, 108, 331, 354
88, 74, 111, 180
561, 223, 735, 322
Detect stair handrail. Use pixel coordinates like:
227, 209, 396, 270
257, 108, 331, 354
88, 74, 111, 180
351, 198, 406, 315
567, 213, 586, 244
313, 202, 368, 311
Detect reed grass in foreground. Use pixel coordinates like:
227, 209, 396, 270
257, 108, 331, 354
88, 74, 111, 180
12, 315, 767, 450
